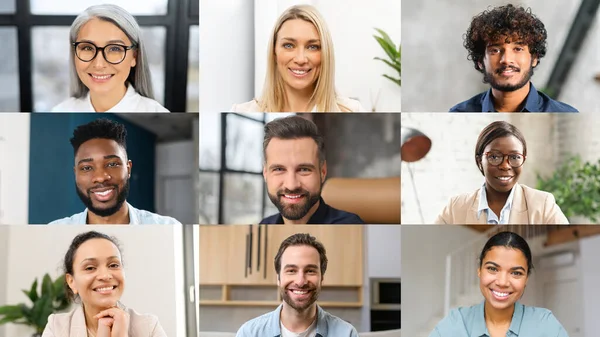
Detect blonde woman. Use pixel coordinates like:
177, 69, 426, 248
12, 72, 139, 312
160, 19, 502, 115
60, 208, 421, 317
232, 5, 365, 112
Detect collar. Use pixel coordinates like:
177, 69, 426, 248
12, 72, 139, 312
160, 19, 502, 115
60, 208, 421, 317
473, 301, 524, 336
268, 304, 328, 337
477, 182, 516, 221
275, 197, 329, 224
82, 202, 138, 224
481, 82, 539, 112
86, 83, 135, 112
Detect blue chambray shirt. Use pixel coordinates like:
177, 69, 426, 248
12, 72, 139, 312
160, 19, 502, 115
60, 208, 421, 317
477, 183, 516, 224
429, 302, 569, 337
449, 82, 578, 112
47, 202, 181, 225
236, 304, 359, 337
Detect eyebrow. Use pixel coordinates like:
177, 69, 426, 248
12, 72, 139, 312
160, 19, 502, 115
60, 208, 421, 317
78, 39, 127, 45
77, 154, 123, 166
281, 37, 321, 44
484, 261, 526, 272
80, 256, 120, 265
487, 41, 525, 47
268, 163, 317, 170
283, 264, 319, 270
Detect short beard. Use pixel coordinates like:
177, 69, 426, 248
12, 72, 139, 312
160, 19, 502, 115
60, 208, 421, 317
280, 284, 320, 313
76, 179, 130, 217
482, 62, 534, 92
268, 185, 321, 221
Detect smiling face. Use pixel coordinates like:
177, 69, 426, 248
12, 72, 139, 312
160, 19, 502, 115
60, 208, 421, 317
264, 137, 326, 221
479, 135, 524, 193
74, 18, 136, 98
74, 138, 131, 217
66, 238, 125, 312
478, 246, 528, 310
479, 36, 538, 92
278, 245, 322, 313
275, 19, 322, 94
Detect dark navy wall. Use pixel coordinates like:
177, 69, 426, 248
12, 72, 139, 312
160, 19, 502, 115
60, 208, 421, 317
29, 113, 156, 224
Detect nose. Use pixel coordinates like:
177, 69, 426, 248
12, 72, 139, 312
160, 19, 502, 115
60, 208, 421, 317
97, 266, 113, 280
91, 49, 109, 68
500, 49, 514, 65
293, 48, 308, 65
283, 171, 301, 191
92, 167, 112, 184
498, 156, 512, 170
294, 272, 307, 286
495, 272, 510, 287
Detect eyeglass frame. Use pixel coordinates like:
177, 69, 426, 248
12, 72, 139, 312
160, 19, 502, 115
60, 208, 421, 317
72, 41, 137, 65
479, 151, 527, 168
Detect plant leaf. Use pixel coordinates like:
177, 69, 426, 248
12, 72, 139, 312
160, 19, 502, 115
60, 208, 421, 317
23, 278, 39, 304
0, 304, 24, 316
41, 274, 53, 298
30, 295, 53, 330
382, 74, 401, 86
374, 57, 401, 74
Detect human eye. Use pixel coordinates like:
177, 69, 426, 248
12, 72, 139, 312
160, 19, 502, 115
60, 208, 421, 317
283, 43, 294, 49
308, 44, 321, 51
84, 265, 96, 271
109, 262, 121, 268
108, 45, 125, 52
107, 161, 121, 168
80, 165, 93, 172
486, 266, 497, 272
509, 154, 522, 160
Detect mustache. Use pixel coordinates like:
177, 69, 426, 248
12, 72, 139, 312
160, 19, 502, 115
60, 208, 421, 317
88, 184, 118, 193
277, 188, 309, 197
496, 65, 520, 74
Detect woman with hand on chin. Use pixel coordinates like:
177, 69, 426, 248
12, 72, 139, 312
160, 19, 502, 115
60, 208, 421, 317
231, 4, 365, 112
42, 231, 166, 337
435, 121, 568, 224
429, 231, 569, 337
52, 4, 168, 112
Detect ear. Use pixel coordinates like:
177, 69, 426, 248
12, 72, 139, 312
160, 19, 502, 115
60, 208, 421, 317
477, 61, 484, 71
477, 267, 481, 279
127, 160, 132, 178
320, 161, 327, 183
532, 56, 538, 68
130, 50, 137, 68
476, 155, 483, 172
66, 273, 77, 295
263, 165, 267, 182
276, 274, 280, 287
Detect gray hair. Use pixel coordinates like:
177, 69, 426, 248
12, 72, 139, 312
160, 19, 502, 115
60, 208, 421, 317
69, 4, 155, 99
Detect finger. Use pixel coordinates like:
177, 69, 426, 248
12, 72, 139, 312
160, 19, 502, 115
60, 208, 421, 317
98, 317, 115, 327
94, 308, 120, 319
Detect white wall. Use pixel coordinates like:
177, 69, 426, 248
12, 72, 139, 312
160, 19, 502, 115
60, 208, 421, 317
254, 0, 401, 112
199, 0, 255, 112
0, 114, 30, 224
580, 234, 600, 337
3, 225, 185, 337
401, 225, 481, 336
402, 0, 591, 112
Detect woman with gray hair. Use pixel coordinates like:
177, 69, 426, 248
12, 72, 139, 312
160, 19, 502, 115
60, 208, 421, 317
52, 4, 168, 112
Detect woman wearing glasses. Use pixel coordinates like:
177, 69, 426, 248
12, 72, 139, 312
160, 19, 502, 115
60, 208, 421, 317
52, 4, 168, 112
434, 121, 568, 224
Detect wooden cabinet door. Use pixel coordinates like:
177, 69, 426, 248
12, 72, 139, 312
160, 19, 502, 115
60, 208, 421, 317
226, 225, 277, 285
199, 225, 231, 285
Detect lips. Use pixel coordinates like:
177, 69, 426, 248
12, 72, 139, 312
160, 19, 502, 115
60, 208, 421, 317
90, 187, 116, 202
497, 67, 520, 76
288, 68, 311, 78
490, 289, 512, 301
89, 73, 114, 83
288, 288, 312, 299
93, 285, 117, 294
279, 193, 306, 204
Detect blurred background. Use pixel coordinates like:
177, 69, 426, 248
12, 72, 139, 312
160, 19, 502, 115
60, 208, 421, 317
0, 225, 199, 337
401, 113, 600, 224
199, 112, 401, 224
0, 113, 199, 225
0, 0, 199, 112
198, 224, 400, 335
402, 0, 599, 112
402, 225, 600, 337
200, 0, 402, 112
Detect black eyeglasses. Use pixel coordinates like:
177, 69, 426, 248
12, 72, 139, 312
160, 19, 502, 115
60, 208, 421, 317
482, 151, 526, 168
72, 41, 136, 65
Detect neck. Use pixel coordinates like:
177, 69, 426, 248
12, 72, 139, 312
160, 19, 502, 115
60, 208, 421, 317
283, 199, 320, 225
86, 202, 130, 225
89, 84, 128, 112
491, 82, 530, 112
485, 184, 511, 207
283, 85, 315, 112
280, 302, 317, 332
83, 303, 102, 334
484, 301, 514, 327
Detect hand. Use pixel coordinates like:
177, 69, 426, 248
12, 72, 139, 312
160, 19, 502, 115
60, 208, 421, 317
95, 307, 130, 337
96, 317, 114, 337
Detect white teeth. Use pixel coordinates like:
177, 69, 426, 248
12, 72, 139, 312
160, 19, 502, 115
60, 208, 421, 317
497, 177, 511, 181
94, 189, 113, 196
96, 287, 113, 292
292, 290, 308, 294
492, 290, 509, 297
92, 74, 112, 80
285, 195, 301, 199
291, 69, 308, 75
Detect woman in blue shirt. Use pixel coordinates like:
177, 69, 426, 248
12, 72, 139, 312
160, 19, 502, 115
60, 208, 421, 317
429, 231, 569, 337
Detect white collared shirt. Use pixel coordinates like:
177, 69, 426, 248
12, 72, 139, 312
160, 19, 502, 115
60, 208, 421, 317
51, 84, 169, 112
477, 182, 516, 224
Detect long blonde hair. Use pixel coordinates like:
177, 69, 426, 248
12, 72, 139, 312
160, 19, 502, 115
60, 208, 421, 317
258, 5, 350, 112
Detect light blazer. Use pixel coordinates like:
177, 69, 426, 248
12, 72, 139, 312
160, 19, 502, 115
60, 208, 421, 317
434, 184, 569, 224
42, 304, 167, 337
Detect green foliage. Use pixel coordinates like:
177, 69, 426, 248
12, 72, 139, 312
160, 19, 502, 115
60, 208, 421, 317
373, 28, 401, 87
536, 156, 600, 222
0, 274, 70, 334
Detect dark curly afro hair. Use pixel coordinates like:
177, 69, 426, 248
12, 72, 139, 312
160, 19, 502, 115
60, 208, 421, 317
464, 4, 547, 72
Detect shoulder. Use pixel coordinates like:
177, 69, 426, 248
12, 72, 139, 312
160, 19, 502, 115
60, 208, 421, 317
320, 309, 359, 334
236, 310, 274, 335
231, 100, 262, 112
518, 184, 555, 201
537, 91, 579, 112
431, 305, 477, 335
43, 310, 76, 334
129, 92, 169, 112
259, 213, 280, 224
325, 205, 364, 224
51, 97, 88, 112
521, 305, 565, 329
449, 92, 486, 112
125, 307, 165, 335
132, 207, 182, 225
447, 189, 480, 206
48, 210, 85, 225
337, 96, 367, 112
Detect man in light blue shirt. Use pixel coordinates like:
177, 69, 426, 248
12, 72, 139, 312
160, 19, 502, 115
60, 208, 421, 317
429, 301, 569, 337
49, 118, 180, 225
236, 233, 358, 337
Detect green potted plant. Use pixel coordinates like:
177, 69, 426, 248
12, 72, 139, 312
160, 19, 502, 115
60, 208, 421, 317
373, 28, 401, 87
536, 156, 600, 222
0, 274, 70, 337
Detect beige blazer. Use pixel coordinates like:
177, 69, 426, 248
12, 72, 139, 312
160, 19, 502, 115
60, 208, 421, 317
230, 96, 367, 112
434, 184, 569, 224
42, 304, 167, 337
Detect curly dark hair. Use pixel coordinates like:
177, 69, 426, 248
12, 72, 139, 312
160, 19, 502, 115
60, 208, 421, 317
70, 118, 127, 155
464, 4, 547, 72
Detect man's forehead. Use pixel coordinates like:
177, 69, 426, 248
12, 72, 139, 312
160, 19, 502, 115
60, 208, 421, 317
265, 137, 319, 160
75, 138, 126, 158
486, 33, 525, 46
